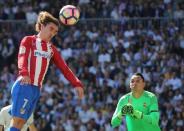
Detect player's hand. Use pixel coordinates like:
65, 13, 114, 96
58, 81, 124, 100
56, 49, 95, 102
121, 103, 134, 116
20, 76, 31, 85
131, 110, 143, 119
75, 87, 84, 99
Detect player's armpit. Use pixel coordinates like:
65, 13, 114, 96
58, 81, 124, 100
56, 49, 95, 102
0, 125, 4, 131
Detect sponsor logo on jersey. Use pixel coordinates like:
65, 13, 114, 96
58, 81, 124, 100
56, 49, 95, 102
34, 50, 51, 59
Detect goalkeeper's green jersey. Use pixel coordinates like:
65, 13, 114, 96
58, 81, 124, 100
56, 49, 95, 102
111, 91, 161, 131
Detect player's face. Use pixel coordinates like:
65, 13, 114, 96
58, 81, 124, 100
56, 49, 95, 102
130, 75, 145, 91
41, 22, 58, 42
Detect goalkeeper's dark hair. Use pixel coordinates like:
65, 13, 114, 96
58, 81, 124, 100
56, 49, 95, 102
134, 73, 145, 82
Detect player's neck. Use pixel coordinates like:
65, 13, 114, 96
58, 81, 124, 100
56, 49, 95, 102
132, 90, 144, 98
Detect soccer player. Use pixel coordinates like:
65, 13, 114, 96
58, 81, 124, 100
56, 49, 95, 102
9, 11, 84, 131
111, 73, 161, 131
0, 105, 37, 131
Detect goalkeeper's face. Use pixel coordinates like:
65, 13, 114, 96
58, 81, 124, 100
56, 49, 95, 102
130, 75, 145, 92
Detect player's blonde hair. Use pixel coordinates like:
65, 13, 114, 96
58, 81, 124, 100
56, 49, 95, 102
35, 11, 59, 32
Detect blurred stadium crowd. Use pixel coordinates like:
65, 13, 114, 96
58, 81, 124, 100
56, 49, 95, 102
0, 0, 184, 131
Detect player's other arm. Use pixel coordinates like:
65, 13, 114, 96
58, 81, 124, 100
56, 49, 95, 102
142, 95, 160, 125
132, 95, 160, 126
18, 36, 31, 76
51, 45, 83, 88
111, 97, 125, 128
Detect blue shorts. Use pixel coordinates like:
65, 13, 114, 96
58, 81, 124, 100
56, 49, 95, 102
11, 79, 40, 120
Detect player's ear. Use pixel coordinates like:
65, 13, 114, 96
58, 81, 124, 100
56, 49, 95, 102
143, 81, 146, 88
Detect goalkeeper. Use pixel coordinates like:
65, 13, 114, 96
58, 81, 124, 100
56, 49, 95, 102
111, 73, 161, 131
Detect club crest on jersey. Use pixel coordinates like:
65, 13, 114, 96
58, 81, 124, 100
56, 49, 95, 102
143, 102, 147, 108
34, 50, 51, 59
19, 46, 26, 54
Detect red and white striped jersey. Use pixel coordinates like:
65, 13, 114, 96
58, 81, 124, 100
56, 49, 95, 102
18, 35, 83, 88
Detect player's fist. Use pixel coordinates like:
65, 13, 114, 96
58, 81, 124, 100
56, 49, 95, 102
131, 110, 143, 119
121, 104, 134, 115
20, 76, 31, 85
75, 87, 84, 99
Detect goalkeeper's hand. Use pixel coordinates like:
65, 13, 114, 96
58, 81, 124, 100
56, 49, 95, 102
120, 104, 143, 119
117, 104, 133, 119
131, 109, 143, 119
121, 103, 134, 115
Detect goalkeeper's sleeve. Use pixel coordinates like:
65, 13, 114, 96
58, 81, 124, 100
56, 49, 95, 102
142, 111, 160, 126
111, 97, 125, 128
134, 95, 160, 126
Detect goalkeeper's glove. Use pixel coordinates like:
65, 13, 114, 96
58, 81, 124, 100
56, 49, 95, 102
121, 103, 134, 115
131, 109, 143, 119
116, 104, 133, 120
121, 104, 143, 119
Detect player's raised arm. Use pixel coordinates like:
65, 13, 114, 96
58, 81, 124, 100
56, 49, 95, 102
51, 45, 83, 88
51, 45, 84, 99
18, 36, 31, 77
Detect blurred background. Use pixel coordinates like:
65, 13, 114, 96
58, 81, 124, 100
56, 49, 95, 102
0, 0, 184, 131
